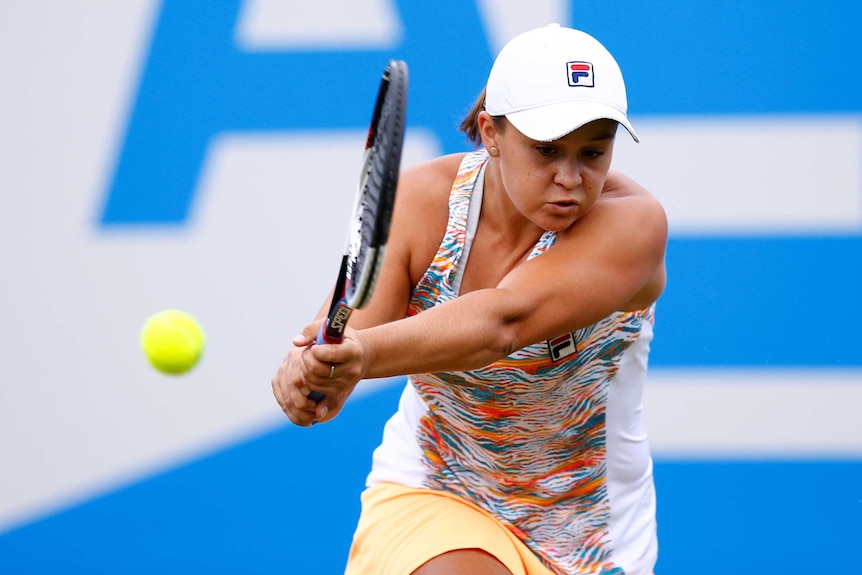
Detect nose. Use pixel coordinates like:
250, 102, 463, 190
553, 159, 582, 190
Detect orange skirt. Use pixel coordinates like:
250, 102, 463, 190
344, 482, 554, 575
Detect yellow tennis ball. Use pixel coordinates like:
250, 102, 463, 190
140, 310, 205, 375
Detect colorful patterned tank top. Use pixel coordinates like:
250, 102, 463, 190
367, 150, 658, 574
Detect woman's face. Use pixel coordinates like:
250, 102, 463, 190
482, 115, 617, 232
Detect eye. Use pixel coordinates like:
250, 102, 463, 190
581, 148, 606, 160
535, 145, 557, 156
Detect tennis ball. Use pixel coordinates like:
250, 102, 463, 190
140, 310, 206, 375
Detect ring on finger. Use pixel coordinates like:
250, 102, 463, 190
329, 363, 336, 379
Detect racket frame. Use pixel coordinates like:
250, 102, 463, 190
310, 60, 408, 401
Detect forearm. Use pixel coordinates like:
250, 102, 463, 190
360, 288, 520, 378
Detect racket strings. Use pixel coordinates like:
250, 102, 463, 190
344, 61, 407, 308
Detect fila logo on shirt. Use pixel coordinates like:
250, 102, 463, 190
567, 61, 594, 87
547, 332, 578, 362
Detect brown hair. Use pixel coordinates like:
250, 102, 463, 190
459, 87, 506, 146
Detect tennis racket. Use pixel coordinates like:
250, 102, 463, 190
309, 60, 408, 402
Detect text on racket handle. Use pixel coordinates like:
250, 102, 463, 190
327, 302, 353, 339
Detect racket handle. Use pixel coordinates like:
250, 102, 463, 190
308, 323, 344, 402
315, 321, 344, 346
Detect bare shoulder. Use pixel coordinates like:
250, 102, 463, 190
394, 153, 465, 230
581, 170, 668, 309
603, 169, 658, 200
597, 169, 667, 230
398, 153, 466, 203
391, 153, 468, 284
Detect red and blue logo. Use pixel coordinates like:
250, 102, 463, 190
567, 61, 594, 87
547, 332, 578, 362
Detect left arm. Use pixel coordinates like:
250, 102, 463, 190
300, 187, 666, 389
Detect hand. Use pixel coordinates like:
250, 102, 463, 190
271, 320, 365, 426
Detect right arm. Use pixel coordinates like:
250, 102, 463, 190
271, 154, 464, 425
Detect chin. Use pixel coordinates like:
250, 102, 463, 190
540, 212, 581, 231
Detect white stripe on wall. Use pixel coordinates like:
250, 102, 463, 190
643, 369, 862, 458
236, 0, 403, 49
613, 115, 862, 235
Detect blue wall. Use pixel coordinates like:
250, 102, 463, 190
3, 384, 861, 573
1, 1, 860, 573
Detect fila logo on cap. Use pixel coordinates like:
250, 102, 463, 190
567, 61, 594, 87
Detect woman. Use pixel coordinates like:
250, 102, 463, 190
272, 24, 667, 575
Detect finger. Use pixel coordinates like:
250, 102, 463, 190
314, 401, 330, 422
290, 380, 319, 413
299, 346, 335, 383
311, 329, 361, 366
273, 377, 310, 424
284, 396, 317, 427
285, 406, 315, 427
271, 376, 289, 411
292, 319, 326, 348
274, 383, 313, 427
310, 356, 362, 386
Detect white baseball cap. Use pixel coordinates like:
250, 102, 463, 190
485, 24, 639, 143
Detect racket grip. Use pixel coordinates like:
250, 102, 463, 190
309, 323, 343, 402
315, 321, 344, 345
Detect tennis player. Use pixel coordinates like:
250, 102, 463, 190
273, 24, 667, 575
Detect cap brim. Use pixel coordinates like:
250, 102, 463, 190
505, 100, 639, 143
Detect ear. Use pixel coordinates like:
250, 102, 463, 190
477, 111, 500, 153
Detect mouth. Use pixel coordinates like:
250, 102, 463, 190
547, 200, 580, 215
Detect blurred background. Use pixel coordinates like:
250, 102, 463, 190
1, 0, 860, 573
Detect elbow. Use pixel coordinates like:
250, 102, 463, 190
492, 318, 523, 360
462, 287, 531, 366
486, 288, 533, 361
